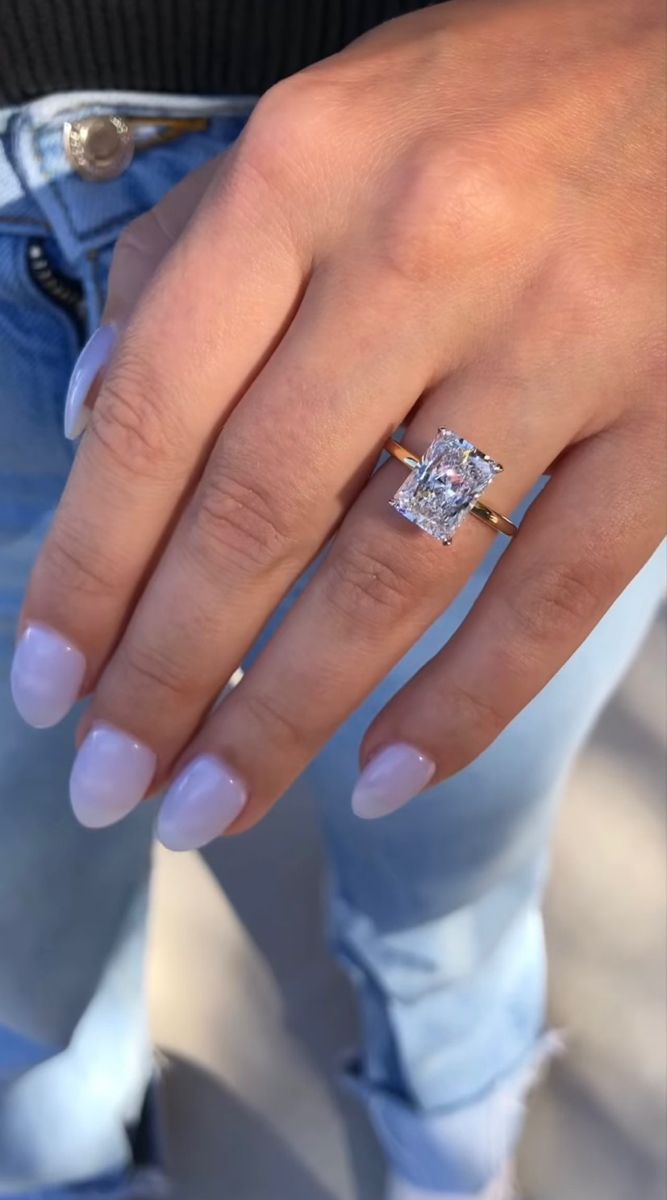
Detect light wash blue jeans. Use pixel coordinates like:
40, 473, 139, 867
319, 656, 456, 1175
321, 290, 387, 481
0, 90, 664, 1198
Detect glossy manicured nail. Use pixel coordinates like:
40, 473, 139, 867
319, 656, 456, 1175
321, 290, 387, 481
157, 754, 248, 851
64, 323, 117, 439
10, 624, 86, 728
70, 724, 156, 829
352, 743, 436, 820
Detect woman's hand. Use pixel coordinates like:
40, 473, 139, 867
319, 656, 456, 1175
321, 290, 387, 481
12, 0, 666, 844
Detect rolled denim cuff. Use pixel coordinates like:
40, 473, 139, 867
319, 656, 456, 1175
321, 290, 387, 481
345, 1033, 561, 1194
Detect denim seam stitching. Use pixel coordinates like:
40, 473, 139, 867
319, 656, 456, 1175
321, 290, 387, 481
0, 214, 50, 230
4, 112, 57, 236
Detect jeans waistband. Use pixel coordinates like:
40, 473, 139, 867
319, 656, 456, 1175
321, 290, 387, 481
0, 90, 254, 259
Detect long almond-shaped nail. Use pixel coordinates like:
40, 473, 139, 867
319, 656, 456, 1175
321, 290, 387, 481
157, 754, 248, 851
64, 323, 117, 440
352, 743, 435, 820
10, 624, 86, 728
70, 724, 156, 829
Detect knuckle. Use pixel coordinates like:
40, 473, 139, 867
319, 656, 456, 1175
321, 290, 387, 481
237, 76, 322, 189
438, 144, 517, 237
40, 521, 118, 601
323, 539, 418, 628
378, 140, 518, 284
117, 639, 196, 703
88, 352, 182, 480
190, 467, 299, 574
445, 677, 510, 747
235, 687, 306, 751
505, 558, 607, 648
249, 75, 304, 132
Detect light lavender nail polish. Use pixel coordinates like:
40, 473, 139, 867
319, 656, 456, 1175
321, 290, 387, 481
64, 323, 117, 440
352, 743, 435, 820
70, 724, 156, 829
10, 624, 86, 728
157, 754, 248, 851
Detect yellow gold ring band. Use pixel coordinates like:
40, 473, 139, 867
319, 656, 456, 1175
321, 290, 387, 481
385, 434, 518, 541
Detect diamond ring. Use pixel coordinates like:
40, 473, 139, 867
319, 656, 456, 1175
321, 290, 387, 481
386, 429, 518, 544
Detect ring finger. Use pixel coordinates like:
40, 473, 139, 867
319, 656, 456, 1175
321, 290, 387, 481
154, 367, 580, 848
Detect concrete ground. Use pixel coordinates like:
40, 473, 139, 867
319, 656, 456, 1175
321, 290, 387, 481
149, 614, 667, 1200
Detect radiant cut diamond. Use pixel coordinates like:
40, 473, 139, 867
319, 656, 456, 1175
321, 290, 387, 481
391, 429, 502, 544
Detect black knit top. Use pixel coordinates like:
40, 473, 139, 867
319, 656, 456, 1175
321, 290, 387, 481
0, 0, 438, 104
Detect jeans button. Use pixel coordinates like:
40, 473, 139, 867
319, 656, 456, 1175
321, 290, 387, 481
63, 116, 135, 181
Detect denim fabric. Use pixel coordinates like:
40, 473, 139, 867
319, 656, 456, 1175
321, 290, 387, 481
0, 90, 664, 1197
0, 90, 253, 1197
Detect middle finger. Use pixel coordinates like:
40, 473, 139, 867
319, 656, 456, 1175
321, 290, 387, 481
69, 265, 443, 826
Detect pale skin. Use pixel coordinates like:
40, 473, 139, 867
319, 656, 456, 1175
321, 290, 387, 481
17, 0, 667, 834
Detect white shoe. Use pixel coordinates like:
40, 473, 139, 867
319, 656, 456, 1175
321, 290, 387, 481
385, 1164, 516, 1200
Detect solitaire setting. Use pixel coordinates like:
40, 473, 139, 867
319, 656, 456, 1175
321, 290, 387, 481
387, 429, 515, 544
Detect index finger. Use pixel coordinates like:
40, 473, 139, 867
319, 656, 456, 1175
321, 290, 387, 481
11, 112, 308, 729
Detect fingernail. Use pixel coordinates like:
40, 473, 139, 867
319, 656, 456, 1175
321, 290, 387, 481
70, 724, 156, 829
10, 624, 86, 728
157, 754, 248, 851
64, 323, 117, 440
352, 743, 435, 820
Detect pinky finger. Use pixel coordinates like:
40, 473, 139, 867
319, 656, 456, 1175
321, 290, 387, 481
354, 423, 665, 818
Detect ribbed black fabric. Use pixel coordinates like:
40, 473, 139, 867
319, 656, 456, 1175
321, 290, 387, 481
0, 0, 436, 104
